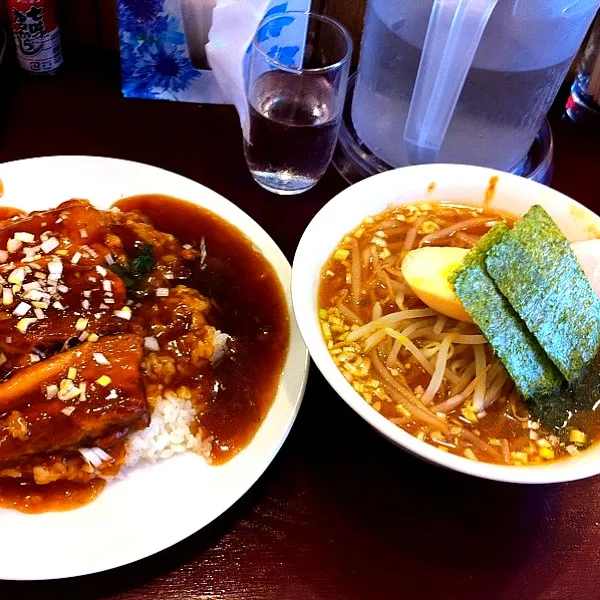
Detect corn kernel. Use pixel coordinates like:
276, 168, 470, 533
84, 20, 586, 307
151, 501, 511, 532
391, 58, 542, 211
395, 404, 410, 417
569, 429, 587, 445
321, 322, 332, 340
419, 221, 440, 234
463, 448, 477, 461
96, 375, 112, 387
539, 447, 555, 460
461, 407, 478, 423
333, 248, 349, 261
511, 451, 528, 462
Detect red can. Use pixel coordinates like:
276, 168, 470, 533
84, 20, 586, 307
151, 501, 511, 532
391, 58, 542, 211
8, 0, 63, 75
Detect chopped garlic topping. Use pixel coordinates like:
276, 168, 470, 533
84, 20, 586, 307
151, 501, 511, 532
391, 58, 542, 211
2, 288, 13, 306
114, 306, 131, 320
14, 232, 35, 243
48, 259, 63, 275
7, 267, 26, 285
40, 237, 59, 253
12, 302, 31, 317
144, 336, 160, 352
16, 317, 37, 333
93, 352, 110, 366
58, 386, 82, 402
6, 238, 22, 253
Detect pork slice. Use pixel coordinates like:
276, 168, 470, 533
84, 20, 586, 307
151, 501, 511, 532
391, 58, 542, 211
0, 199, 108, 260
0, 260, 129, 376
0, 334, 147, 467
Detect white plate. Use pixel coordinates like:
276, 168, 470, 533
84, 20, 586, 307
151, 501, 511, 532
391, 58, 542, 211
0, 156, 309, 580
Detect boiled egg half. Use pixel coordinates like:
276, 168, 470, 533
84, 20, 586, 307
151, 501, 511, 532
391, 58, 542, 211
401, 246, 473, 323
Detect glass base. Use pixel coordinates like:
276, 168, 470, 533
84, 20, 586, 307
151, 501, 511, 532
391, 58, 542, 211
251, 170, 318, 195
333, 74, 554, 186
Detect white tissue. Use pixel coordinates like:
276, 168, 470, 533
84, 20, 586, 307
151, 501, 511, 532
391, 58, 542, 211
206, 0, 272, 139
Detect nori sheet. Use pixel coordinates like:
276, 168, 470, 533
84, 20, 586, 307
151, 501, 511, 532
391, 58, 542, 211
451, 223, 565, 400
531, 348, 600, 435
485, 205, 600, 385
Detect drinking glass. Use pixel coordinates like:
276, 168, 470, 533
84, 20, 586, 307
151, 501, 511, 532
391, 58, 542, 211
244, 11, 352, 195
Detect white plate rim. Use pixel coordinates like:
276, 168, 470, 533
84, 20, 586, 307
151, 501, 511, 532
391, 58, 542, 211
0, 155, 309, 580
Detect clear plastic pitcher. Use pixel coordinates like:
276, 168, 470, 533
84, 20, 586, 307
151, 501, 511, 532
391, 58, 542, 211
351, 0, 600, 171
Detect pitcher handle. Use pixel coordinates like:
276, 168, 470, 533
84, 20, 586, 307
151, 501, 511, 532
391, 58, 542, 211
403, 0, 499, 165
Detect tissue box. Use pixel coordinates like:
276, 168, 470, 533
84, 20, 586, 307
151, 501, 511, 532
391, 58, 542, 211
118, 0, 312, 103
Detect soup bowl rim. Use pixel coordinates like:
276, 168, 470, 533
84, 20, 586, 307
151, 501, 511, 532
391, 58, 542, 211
292, 163, 600, 484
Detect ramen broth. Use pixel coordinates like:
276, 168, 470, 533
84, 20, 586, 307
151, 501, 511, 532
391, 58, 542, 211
318, 203, 598, 465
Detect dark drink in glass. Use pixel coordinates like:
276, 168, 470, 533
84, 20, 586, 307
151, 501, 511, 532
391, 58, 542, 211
244, 12, 351, 195
245, 71, 340, 194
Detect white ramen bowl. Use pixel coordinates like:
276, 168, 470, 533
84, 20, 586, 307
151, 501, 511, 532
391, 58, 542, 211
292, 164, 600, 484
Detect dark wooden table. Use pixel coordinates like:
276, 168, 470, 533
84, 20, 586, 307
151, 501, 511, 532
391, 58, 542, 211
1, 58, 600, 600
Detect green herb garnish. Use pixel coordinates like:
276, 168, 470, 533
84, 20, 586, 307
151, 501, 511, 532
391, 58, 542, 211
109, 244, 155, 291
130, 244, 155, 278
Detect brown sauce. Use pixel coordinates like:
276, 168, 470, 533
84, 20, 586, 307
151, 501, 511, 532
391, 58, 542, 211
0, 206, 26, 221
114, 195, 290, 464
0, 478, 105, 513
0, 195, 289, 513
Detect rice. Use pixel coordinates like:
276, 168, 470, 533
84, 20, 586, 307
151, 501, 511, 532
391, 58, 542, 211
124, 392, 212, 467
123, 330, 228, 468
212, 331, 230, 363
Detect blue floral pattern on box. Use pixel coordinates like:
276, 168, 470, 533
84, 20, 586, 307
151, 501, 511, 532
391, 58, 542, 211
118, 0, 311, 103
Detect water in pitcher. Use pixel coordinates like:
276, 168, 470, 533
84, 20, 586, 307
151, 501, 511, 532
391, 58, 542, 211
244, 71, 340, 194
351, 0, 593, 171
